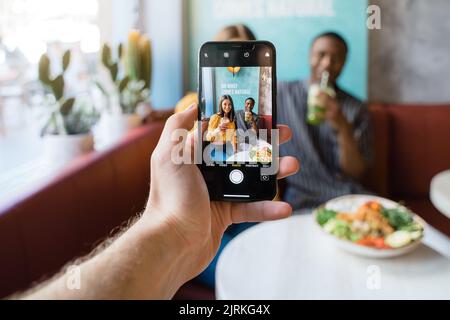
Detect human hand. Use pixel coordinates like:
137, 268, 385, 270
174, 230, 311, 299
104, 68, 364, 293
219, 122, 229, 131
141, 104, 299, 284
316, 92, 349, 132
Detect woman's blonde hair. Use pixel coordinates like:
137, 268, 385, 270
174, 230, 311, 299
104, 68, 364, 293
214, 24, 256, 41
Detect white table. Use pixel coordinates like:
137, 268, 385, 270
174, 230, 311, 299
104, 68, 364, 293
216, 214, 450, 300
430, 170, 450, 218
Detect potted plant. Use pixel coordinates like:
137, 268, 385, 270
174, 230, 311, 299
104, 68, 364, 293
39, 49, 99, 162
96, 30, 152, 138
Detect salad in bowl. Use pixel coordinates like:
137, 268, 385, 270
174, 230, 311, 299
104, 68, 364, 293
249, 145, 272, 163
314, 195, 425, 258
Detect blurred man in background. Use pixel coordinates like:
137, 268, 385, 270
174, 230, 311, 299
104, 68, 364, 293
278, 32, 373, 211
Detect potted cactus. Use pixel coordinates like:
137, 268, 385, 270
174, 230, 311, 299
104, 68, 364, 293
96, 30, 152, 139
39, 49, 99, 162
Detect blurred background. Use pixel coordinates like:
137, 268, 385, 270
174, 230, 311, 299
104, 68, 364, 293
1, 0, 449, 135
0, 0, 449, 300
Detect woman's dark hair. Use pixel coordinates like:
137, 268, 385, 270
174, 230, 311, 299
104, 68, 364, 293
217, 95, 236, 121
214, 24, 256, 41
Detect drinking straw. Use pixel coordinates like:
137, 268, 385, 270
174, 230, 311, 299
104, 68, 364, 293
320, 70, 329, 89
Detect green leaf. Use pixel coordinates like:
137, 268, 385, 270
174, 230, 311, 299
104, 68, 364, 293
110, 63, 118, 82
382, 207, 413, 230
38, 54, 51, 85
60, 98, 75, 116
101, 43, 112, 67
62, 50, 71, 72
118, 76, 130, 93
118, 43, 124, 59
94, 80, 108, 96
51, 75, 64, 101
316, 208, 337, 226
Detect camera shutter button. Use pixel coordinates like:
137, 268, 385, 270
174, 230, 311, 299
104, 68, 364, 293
229, 170, 244, 185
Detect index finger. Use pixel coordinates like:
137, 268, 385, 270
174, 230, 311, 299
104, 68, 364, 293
277, 125, 292, 145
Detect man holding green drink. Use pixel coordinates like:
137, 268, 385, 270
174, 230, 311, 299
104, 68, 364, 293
277, 32, 373, 210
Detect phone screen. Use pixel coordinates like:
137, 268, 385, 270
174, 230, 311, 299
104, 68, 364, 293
198, 41, 277, 201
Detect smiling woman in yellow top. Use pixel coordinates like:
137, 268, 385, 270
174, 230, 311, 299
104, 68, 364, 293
206, 95, 237, 154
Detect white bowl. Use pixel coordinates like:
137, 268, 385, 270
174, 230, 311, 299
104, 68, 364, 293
313, 195, 426, 259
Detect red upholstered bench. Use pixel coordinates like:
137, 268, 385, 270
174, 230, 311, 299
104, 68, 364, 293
0, 122, 166, 297
366, 103, 450, 236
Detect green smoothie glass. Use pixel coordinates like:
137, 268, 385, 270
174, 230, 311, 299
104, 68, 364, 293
307, 71, 336, 125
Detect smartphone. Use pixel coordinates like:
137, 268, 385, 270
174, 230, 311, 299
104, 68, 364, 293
197, 41, 277, 202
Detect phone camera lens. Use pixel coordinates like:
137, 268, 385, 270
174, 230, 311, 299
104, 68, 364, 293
244, 52, 250, 58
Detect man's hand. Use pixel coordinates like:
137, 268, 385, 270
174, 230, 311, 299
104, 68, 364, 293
143, 104, 300, 285
17, 104, 299, 300
316, 92, 349, 132
315, 93, 367, 180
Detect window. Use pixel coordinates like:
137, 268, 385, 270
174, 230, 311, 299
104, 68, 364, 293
0, 0, 101, 64
0, 0, 105, 136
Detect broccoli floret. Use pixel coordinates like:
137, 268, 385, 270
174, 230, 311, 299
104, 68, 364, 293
316, 208, 337, 226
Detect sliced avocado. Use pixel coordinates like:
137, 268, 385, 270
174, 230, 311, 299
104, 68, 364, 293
385, 231, 412, 248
